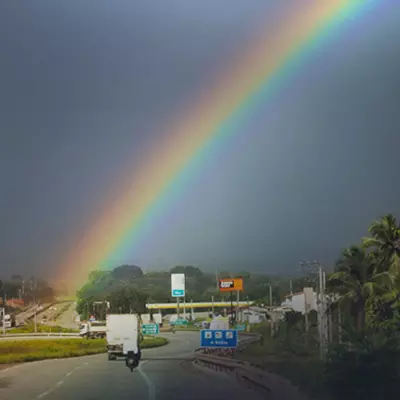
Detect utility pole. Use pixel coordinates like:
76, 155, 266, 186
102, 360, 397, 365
0, 308, 5, 336
304, 292, 309, 333
236, 290, 240, 323
230, 291, 234, 325
32, 278, 37, 334
338, 304, 342, 344
269, 285, 274, 336
246, 297, 250, 324
269, 285, 273, 308
300, 260, 327, 359
289, 279, 293, 295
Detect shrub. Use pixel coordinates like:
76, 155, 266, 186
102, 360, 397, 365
325, 334, 400, 399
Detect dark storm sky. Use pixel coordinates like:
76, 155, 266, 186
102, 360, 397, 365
1, 1, 400, 280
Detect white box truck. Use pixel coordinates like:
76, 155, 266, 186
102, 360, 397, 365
79, 321, 106, 339
106, 314, 140, 361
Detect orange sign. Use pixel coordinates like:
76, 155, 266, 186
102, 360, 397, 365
218, 278, 243, 292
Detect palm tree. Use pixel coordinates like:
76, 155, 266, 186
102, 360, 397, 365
363, 214, 400, 274
327, 245, 385, 332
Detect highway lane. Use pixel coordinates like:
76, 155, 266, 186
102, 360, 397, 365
0, 332, 262, 400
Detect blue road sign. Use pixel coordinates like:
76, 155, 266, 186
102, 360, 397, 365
200, 329, 238, 348
172, 289, 185, 297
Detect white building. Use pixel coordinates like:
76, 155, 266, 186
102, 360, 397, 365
281, 289, 318, 315
237, 307, 267, 324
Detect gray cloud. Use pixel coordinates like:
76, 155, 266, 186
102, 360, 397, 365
1, 1, 399, 280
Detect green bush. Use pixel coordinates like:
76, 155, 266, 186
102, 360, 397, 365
325, 334, 400, 399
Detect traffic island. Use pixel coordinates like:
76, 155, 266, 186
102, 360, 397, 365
141, 336, 169, 349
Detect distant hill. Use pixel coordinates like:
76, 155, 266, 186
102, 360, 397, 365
76, 264, 313, 306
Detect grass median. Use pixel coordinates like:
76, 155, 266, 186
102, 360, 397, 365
8, 323, 78, 334
0, 336, 169, 365
0, 339, 106, 364
141, 336, 169, 349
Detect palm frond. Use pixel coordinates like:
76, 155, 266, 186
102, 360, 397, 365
372, 271, 394, 287
362, 237, 380, 249
389, 252, 400, 275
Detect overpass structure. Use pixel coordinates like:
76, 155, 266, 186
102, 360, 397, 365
146, 301, 254, 310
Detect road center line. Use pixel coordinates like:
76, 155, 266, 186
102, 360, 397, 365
138, 361, 156, 400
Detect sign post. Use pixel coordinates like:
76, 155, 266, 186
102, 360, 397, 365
200, 329, 238, 349
171, 273, 185, 320
142, 324, 159, 335
171, 273, 185, 298
218, 278, 243, 325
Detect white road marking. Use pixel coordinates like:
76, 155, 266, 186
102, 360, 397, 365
37, 390, 51, 399
35, 362, 88, 399
138, 361, 156, 400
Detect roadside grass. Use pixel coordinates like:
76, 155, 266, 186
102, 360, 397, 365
0, 336, 168, 365
8, 323, 78, 334
141, 336, 169, 348
235, 322, 327, 399
0, 339, 106, 364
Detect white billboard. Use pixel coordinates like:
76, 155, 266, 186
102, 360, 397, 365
171, 273, 185, 297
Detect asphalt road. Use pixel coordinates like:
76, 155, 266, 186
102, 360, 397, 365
0, 331, 262, 400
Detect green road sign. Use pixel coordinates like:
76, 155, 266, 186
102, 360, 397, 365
142, 323, 159, 335
173, 319, 188, 326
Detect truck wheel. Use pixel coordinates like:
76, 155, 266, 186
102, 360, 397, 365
108, 354, 115, 361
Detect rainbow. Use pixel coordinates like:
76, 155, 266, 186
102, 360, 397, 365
62, 0, 377, 287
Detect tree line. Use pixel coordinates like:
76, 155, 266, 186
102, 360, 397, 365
75, 264, 313, 319
253, 214, 400, 399
0, 275, 56, 311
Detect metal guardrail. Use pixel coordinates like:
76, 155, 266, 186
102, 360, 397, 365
193, 333, 308, 399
